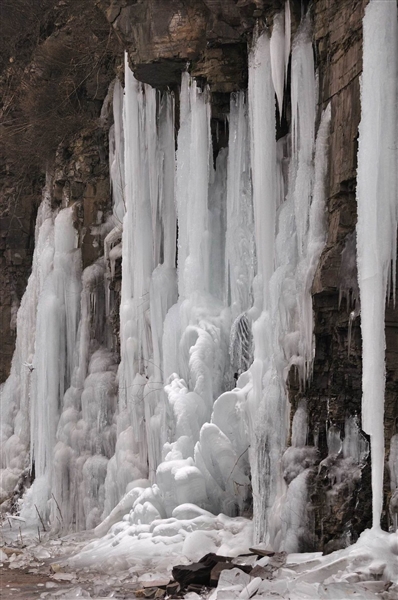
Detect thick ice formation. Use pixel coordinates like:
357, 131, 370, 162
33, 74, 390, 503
10, 10, 391, 578
0, 12, 334, 555
0, 191, 83, 522
270, 11, 285, 119
209, 527, 398, 600
225, 92, 255, 325
87, 20, 329, 552
356, 0, 398, 529
0, 190, 54, 503
247, 19, 330, 548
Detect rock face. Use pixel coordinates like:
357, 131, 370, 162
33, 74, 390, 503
0, 173, 41, 382
97, 0, 257, 90
0, 0, 118, 380
0, 0, 397, 550
303, 0, 396, 549
297, 0, 372, 551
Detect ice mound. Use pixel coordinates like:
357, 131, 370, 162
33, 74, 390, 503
209, 528, 398, 599
66, 510, 253, 573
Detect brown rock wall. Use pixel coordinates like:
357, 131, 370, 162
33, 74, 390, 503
0, 176, 41, 382
0, 0, 118, 381
96, 0, 291, 90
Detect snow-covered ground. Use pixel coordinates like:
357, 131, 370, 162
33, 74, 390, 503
1, 517, 398, 599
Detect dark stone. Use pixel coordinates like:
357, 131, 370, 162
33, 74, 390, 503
171, 562, 213, 587
165, 581, 180, 595
134, 59, 187, 88
172, 553, 235, 588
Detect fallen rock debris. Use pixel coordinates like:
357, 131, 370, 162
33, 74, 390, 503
132, 550, 288, 598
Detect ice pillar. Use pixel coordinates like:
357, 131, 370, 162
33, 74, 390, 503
357, 0, 398, 528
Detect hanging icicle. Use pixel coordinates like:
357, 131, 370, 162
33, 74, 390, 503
356, 0, 398, 529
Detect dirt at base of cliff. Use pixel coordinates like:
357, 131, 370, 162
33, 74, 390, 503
0, 564, 143, 599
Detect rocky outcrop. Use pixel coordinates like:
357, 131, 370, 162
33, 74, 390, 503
0, 174, 41, 382
0, 0, 118, 379
97, 0, 257, 90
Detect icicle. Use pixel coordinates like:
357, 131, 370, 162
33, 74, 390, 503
285, 0, 291, 81
298, 102, 331, 378
226, 92, 255, 321
248, 29, 277, 304
290, 16, 316, 256
105, 56, 181, 512
356, 0, 398, 529
246, 15, 330, 548
159, 93, 177, 270
117, 56, 153, 491
2, 13, 334, 555
176, 75, 212, 297
389, 434, 398, 530
52, 257, 118, 531
270, 12, 285, 119
145, 84, 161, 268
347, 305, 360, 357
343, 416, 369, 465
110, 79, 126, 225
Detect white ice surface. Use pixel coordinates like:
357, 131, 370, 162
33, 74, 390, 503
356, 0, 398, 528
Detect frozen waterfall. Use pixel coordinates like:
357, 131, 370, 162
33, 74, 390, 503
0, 15, 329, 551
13, 6, 398, 567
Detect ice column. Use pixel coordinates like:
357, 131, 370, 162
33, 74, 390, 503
109, 79, 126, 226
248, 28, 280, 545
270, 11, 286, 119
109, 57, 178, 507
21, 202, 82, 521
290, 17, 316, 259
356, 0, 398, 529
226, 93, 253, 317
246, 20, 329, 548
117, 58, 154, 486
31, 206, 81, 482
106, 78, 126, 270
52, 258, 118, 532
248, 30, 277, 305
285, 1, 291, 81
0, 191, 53, 503
176, 73, 212, 298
